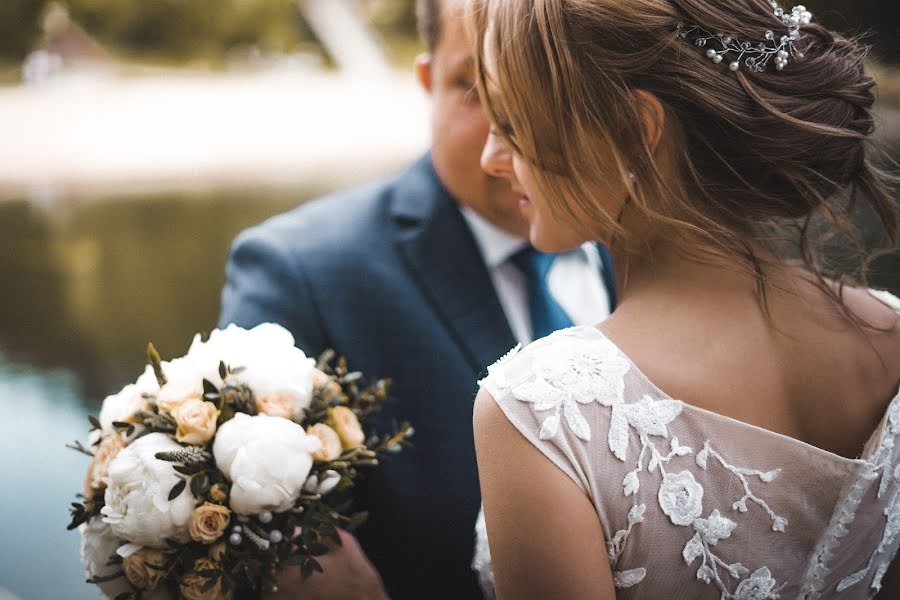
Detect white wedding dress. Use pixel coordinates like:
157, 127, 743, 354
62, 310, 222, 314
473, 290, 900, 599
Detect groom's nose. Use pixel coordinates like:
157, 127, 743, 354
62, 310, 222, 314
480, 132, 514, 180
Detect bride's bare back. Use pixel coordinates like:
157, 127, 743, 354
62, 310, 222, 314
476, 283, 900, 599
600, 268, 900, 461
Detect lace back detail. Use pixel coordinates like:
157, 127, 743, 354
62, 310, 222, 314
476, 322, 900, 599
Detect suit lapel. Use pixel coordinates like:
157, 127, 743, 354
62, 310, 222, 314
391, 155, 516, 374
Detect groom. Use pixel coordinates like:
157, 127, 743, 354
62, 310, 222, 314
218, 0, 615, 598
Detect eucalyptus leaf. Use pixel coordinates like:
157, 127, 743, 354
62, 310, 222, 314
168, 478, 187, 501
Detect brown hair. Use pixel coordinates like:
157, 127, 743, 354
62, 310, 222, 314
471, 0, 897, 322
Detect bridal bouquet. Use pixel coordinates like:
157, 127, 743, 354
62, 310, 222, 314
67, 323, 413, 600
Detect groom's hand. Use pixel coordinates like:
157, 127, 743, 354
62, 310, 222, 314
265, 529, 389, 600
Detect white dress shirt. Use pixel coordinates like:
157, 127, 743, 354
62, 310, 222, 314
460, 208, 612, 345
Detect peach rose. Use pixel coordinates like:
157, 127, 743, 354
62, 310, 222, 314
209, 483, 229, 503
84, 434, 126, 499
181, 559, 231, 600
307, 423, 343, 461
255, 392, 296, 420
171, 399, 220, 445
123, 548, 165, 590
312, 368, 343, 400
188, 502, 231, 544
326, 406, 365, 449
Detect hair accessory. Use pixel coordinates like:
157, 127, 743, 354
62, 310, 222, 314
676, 2, 812, 72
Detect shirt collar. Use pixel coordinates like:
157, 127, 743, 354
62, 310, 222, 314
459, 207, 527, 268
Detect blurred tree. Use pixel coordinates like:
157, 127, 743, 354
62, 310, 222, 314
0, 0, 48, 61
366, 0, 417, 38
64, 0, 319, 64
3, 0, 894, 67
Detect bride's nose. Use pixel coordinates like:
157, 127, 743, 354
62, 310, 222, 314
480, 131, 514, 181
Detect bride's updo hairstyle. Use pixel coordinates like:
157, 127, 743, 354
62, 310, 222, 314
470, 0, 896, 316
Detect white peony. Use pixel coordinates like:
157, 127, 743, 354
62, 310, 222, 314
100, 433, 195, 548
156, 353, 217, 414
97, 365, 160, 435
80, 519, 126, 589
213, 413, 321, 514
189, 324, 316, 422
80, 520, 172, 600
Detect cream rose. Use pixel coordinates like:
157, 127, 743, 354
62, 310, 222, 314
171, 398, 220, 445
84, 434, 126, 499
255, 391, 296, 419
181, 559, 231, 600
100, 433, 195, 547
312, 368, 343, 400
189, 502, 231, 544
123, 548, 165, 590
213, 413, 321, 514
327, 406, 365, 449
307, 423, 342, 461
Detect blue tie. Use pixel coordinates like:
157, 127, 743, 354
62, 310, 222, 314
510, 247, 575, 340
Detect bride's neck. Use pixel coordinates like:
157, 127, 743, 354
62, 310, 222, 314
610, 237, 785, 308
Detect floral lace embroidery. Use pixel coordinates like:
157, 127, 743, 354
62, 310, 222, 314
799, 398, 900, 598
607, 504, 647, 587
499, 334, 787, 597
511, 335, 631, 443
678, 442, 787, 598
695, 442, 787, 530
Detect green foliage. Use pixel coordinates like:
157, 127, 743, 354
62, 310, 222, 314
367, 0, 417, 37
0, 0, 48, 61
64, 0, 318, 64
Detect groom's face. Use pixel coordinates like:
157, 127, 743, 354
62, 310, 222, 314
416, 1, 528, 238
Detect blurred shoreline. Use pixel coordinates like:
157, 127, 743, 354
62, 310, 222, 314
0, 64, 896, 205
0, 64, 429, 203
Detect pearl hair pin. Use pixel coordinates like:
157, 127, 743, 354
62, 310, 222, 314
677, 1, 812, 73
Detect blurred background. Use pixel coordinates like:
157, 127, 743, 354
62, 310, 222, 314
0, 1, 897, 598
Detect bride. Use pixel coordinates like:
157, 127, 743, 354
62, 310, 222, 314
467, 0, 900, 598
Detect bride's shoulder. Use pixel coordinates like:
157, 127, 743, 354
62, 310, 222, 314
479, 325, 629, 399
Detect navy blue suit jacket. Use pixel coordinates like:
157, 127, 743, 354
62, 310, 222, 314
218, 154, 615, 599
219, 155, 516, 599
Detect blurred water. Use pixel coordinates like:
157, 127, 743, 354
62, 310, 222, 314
0, 190, 312, 599
0, 356, 98, 600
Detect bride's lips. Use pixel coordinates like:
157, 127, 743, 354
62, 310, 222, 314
518, 194, 531, 212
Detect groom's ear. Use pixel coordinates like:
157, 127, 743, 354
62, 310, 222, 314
415, 53, 434, 95
633, 90, 666, 155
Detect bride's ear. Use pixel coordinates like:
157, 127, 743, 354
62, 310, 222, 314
633, 90, 666, 155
